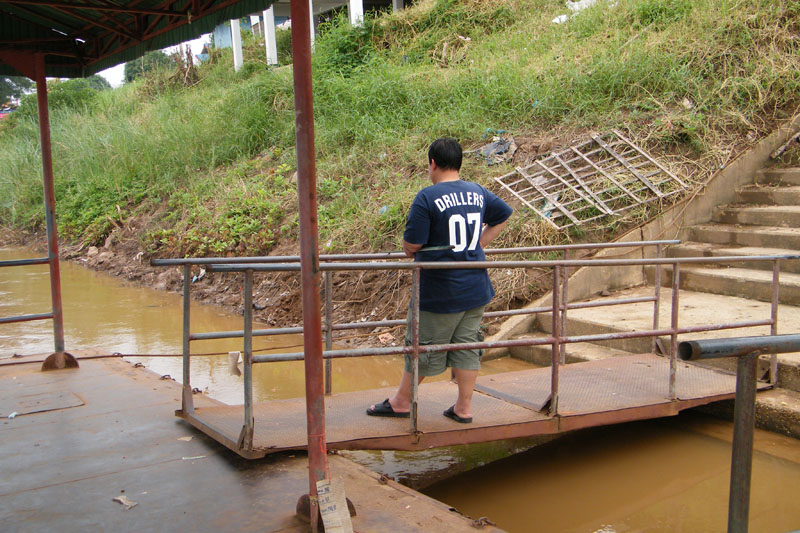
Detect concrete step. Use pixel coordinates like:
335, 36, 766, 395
689, 223, 800, 250
525, 287, 800, 393
736, 185, 800, 205
666, 242, 800, 274
713, 204, 800, 227
508, 332, 635, 366
755, 167, 800, 186
645, 264, 800, 305
702, 388, 800, 440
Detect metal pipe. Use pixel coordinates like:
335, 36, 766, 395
669, 263, 680, 400
290, 0, 329, 525
0, 257, 49, 267
770, 261, 779, 385
206, 254, 800, 273
550, 266, 561, 416
240, 269, 254, 451
150, 239, 682, 266
560, 251, 568, 365
728, 352, 758, 533
652, 243, 662, 353
0, 312, 54, 325
35, 53, 65, 356
678, 334, 800, 361
324, 271, 332, 396
410, 268, 420, 434
182, 264, 194, 413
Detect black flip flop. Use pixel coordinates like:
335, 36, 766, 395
366, 398, 410, 418
443, 405, 472, 424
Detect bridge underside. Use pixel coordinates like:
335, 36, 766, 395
177, 354, 769, 459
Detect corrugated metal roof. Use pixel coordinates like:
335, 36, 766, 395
0, 0, 275, 78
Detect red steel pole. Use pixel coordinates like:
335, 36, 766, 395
34, 53, 66, 358
289, 0, 329, 528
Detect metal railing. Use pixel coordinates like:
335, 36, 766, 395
152, 241, 797, 451
0, 256, 59, 329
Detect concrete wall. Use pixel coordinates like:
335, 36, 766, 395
489, 114, 800, 351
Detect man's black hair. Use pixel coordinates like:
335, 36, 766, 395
428, 137, 462, 171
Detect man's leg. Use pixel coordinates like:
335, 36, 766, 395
381, 370, 424, 413
452, 368, 478, 418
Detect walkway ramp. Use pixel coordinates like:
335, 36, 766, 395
178, 353, 767, 459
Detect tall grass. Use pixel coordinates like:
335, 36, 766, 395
0, 0, 798, 255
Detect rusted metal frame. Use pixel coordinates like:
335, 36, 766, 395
290, 0, 328, 525
34, 54, 66, 357
653, 244, 662, 353
324, 271, 333, 395
669, 263, 680, 400
553, 153, 614, 215
51, 4, 140, 42
0, 257, 49, 267
570, 146, 641, 203
238, 269, 254, 451
593, 134, 663, 197
534, 159, 597, 219
495, 170, 556, 228
191, 295, 656, 342
182, 263, 194, 413
207, 254, 800, 273
612, 129, 687, 189
7, 0, 185, 16
0, 312, 54, 324
521, 164, 580, 225
410, 268, 421, 435
7, 6, 86, 39
550, 266, 561, 416
153, 239, 680, 267
770, 260, 779, 385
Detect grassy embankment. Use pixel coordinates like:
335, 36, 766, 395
1, 0, 798, 311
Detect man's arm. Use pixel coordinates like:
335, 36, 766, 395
479, 219, 508, 249
403, 239, 423, 258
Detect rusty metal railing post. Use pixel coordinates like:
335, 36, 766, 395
728, 351, 758, 533
770, 261, 779, 385
550, 265, 561, 416
182, 263, 194, 413
560, 251, 568, 364
324, 270, 333, 395
238, 269, 255, 451
33, 53, 75, 371
410, 267, 421, 434
289, 0, 329, 526
652, 243, 663, 353
669, 262, 680, 400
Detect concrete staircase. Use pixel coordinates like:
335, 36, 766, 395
506, 167, 800, 437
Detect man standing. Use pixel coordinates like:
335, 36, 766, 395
367, 137, 512, 423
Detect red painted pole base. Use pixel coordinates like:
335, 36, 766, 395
41, 352, 79, 371
296, 493, 356, 529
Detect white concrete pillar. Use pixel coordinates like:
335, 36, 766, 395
262, 7, 278, 65
309, 0, 315, 48
231, 18, 243, 72
349, 0, 364, 25
392, 0, 404, 11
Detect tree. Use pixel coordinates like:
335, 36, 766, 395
1, 76, 33, 103
86, 74, 111, 90
124, 50, 173, 83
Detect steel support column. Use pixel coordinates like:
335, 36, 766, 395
33, 53, 76, 371
290, 0, 329, 527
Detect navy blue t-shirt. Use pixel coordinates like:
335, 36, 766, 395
403, 180, 512, 313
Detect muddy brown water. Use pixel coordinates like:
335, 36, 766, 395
3, 246, 800, 532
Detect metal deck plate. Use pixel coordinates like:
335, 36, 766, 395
179, 354, 767, 458
0, 390, 83, 417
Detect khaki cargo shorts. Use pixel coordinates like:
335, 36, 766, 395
403, 305, 485, 377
